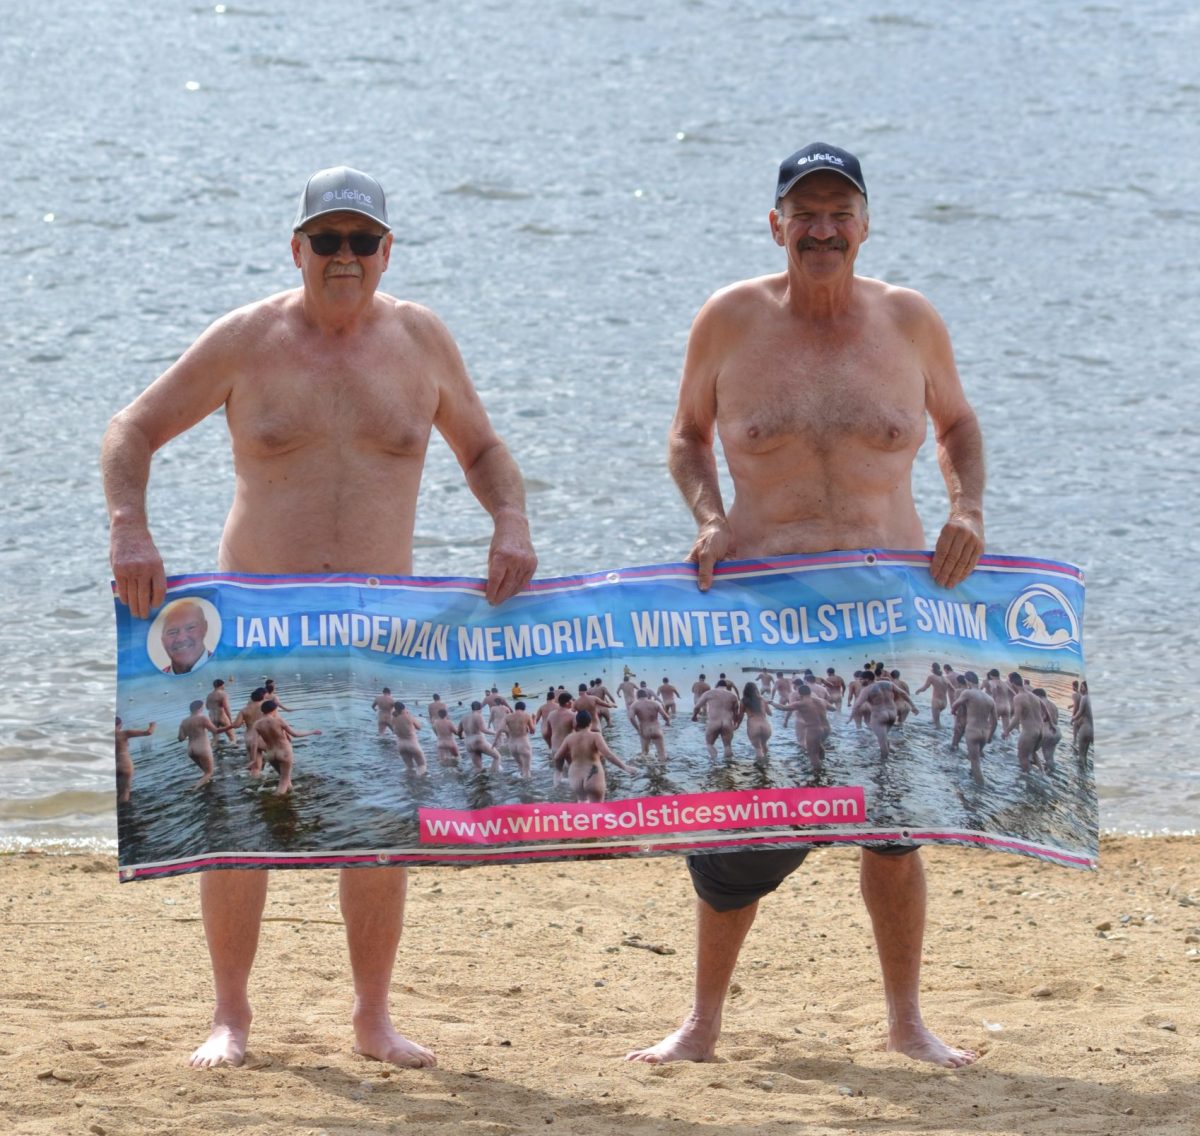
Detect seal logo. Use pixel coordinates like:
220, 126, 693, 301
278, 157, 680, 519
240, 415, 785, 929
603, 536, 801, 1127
1004, 584, 1080, 651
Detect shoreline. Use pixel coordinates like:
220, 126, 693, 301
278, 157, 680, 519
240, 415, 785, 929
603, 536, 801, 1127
2, 835, 1197, 1135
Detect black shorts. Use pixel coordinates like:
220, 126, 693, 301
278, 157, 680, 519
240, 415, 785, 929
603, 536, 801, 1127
686, 844, 920, 912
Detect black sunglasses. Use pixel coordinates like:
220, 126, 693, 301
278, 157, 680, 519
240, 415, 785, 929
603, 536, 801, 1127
303, 231, 386, 257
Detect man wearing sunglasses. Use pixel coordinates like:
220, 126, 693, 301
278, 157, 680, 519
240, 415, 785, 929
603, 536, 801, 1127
102, 166, 537, 1070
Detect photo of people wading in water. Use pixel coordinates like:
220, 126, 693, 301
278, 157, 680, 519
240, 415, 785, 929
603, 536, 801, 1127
114, 554, 1093, 878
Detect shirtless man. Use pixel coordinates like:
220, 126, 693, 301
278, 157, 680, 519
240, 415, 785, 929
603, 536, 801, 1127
1033, 688, 1062, 772
755, 669, 775, 696
631, 687, 671, 763
782, 671, 828, 729
851, 677, 917, 761
948, 671, 975, 749
889, 670, 912, 725
775, 684, 832, 772
263, 678, 292, 712
657, 677, 681, 721
948, 675, 970, 747
460, 701, 504, 774
915, 662, 951, 728
552, 710, 634, 803
496, 701, 536, 779
1003, 672, 1046, 773
824, 667, 846, 711
690, 673, 711, 715
205, 679, 236, 743
114, 716, 156, 804
546, 691, 578, 778
693, 680, 740, 760
389, 702, 427, 776
372, 687, 397, 735
616, 675, 640, 711
533, 688, 559, 749
628, 144, 983, 1070
1071, 680, 1093, 763
426, 692, 448, 723
572, 683, 609, 732
430, 709, 462, 768
229, 686, 267, 748
254, 700, 322, 795
178, 700, 225, 790
985, 669, 1014, 740
590, 678, 617, 727
103, 167, 536, 1070
849, 669, 874, 729
953, 673, 996, 784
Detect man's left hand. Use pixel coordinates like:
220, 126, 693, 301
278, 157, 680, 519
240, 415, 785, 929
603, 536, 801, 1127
930, 513, 984, 589
485, 514, 538, 605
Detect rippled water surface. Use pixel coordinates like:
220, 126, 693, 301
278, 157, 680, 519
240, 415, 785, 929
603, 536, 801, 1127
1, 1, 1197, 848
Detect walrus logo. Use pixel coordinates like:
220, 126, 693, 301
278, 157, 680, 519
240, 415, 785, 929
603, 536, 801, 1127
1004, 584, 1080, 651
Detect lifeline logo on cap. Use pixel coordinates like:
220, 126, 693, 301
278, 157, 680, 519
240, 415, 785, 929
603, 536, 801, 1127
294, 166, 391, 232
775, 143, 867, 205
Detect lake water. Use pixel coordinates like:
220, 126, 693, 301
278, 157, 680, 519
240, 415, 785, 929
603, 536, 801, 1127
1, 0, 1197, 850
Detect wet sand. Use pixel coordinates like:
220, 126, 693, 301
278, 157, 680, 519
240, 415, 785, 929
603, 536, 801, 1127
1, 836, 1197, 1135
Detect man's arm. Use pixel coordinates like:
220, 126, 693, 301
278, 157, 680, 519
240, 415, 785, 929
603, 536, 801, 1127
907, 292, 985, 588
599, 736, 633, 775
668, 298, 733, 591
102, 315, 242, 617
424, 313, 537, 604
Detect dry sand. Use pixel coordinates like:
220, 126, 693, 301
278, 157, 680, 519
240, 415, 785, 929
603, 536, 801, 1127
1, 836, 1197, 1136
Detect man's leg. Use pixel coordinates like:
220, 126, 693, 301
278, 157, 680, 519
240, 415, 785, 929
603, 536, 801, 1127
625, 897, 758, 1063
627, 848, 807, 1064
859, 849, 976, 1067
191, 870, 268, 1068
341, 866, 436, 1068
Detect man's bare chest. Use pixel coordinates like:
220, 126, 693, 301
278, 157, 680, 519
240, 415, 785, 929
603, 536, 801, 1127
227, 347, 436, 460
716, 333, 927, 457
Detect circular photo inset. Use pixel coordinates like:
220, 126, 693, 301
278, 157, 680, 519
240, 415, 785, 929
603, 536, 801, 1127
147, 597, 221, 676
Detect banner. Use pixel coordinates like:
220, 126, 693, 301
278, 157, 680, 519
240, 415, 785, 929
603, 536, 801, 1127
113, 552, 1094, 880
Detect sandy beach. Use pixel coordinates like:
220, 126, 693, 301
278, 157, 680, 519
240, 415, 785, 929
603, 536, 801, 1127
1, 836, 1197, 1136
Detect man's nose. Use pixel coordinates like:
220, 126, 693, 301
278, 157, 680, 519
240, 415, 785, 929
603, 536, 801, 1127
808, 216, 837, 239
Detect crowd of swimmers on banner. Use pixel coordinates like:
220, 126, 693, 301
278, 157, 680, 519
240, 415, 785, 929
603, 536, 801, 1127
113, 678, 319, 802
114, 665, 1095, 805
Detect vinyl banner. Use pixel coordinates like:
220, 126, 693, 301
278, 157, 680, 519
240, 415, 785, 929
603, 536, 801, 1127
113, 552, 1094, 880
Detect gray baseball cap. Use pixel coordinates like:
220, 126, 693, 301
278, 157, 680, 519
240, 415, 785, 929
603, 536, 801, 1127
293, 166, 391, 232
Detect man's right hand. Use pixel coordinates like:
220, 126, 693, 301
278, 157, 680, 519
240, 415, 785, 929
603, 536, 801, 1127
110, 523, 167, 619
687, 519, 735, 592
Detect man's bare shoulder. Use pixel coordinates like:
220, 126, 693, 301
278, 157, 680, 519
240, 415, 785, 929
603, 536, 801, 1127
373, 292, 452, 335
860, 276, 945, 332
703, 273, 787, 319
215, 289, 303, 335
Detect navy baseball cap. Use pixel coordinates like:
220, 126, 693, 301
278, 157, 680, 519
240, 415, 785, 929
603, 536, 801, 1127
293, 166, 391, 232
775, 143, 867, 205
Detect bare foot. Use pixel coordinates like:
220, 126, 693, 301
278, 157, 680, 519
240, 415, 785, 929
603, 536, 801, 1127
189, 1020, 249, 1069
888, 1023, 977, 1068
353, 1022, 436, 1069
625, 1018, 718, 1064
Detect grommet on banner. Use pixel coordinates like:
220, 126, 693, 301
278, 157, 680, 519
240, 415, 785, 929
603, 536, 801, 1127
864, 552, 877, 566
366, 577, 380, 588
606, 572, 621, 584
119, 868, 135, 882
